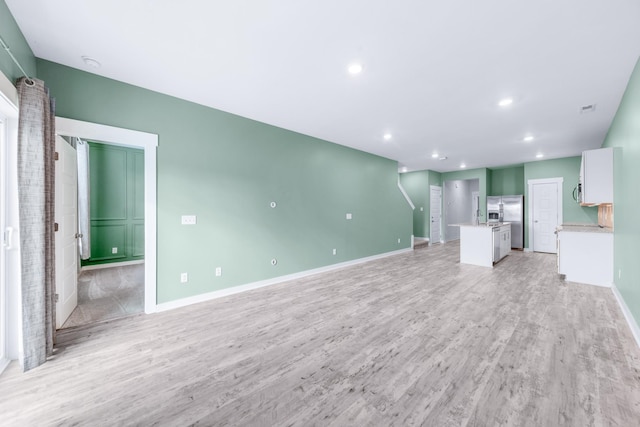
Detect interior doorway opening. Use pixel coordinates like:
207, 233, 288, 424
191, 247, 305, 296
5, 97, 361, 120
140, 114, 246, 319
55, 118, 158, 325
443, 178, 480, 242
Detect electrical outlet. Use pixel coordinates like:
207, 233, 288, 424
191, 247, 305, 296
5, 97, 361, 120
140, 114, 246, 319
215, 267, 222, 277
180, 273, 188, 283
397, 238, 401, 244
332, 248, 337, 255
346, 213, 352, 220
111, 247, 118, 254
181, 215, 197, 225
420, 207, 424, 211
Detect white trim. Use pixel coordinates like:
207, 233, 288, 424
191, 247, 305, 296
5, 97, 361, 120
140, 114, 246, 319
81, 260, 144, 271
156, 248, 413, 312
612, 284, 640, 349
527, 177, 563, 252
397, 178, 415, 210
55, 118, 158, 314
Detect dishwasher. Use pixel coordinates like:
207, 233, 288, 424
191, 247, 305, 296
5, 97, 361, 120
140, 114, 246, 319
492, 227, 500, 262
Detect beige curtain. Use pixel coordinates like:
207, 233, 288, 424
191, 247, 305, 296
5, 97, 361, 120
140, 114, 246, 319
16, 77, 56, 372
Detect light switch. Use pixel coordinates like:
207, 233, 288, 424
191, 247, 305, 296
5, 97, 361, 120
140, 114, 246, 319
346, 213, 352, 220
181, 215, 197, 225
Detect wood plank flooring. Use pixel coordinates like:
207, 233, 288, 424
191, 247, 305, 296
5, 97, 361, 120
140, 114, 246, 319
1, 242, 639, 426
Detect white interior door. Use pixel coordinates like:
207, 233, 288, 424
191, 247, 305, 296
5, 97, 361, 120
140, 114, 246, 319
430, 185, 442, 244
531, 182, 559, 253
55, 136, 78, 328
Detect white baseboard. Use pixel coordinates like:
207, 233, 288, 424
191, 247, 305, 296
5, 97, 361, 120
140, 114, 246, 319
612, 284, 640, 349
81, 260, 144, 271
156, 248, 413, 313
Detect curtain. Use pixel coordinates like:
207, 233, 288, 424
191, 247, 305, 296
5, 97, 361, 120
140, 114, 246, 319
16, 77, 56, 372
76, 138, 91, 260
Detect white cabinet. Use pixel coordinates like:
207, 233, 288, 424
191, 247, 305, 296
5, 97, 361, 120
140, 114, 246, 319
580, 148, 613, 205
557, 229, 613, 287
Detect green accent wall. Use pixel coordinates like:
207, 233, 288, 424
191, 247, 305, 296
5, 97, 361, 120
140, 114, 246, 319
489, 166, 525, 196
601, 57, 640, 328
82, 142, 144, 266
36, 60, 412, 303
523, 157, 598, 247
0, 0, 36, 82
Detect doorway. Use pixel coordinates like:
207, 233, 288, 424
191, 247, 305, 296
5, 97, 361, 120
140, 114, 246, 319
429, 185, 442, 245
443, 178, 479, 242
0, 111, 8, 370
528, 177, 563, 253
55, 118, 158, 319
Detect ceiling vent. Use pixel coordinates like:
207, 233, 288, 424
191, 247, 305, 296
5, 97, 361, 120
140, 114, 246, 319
579, 104, 596, 114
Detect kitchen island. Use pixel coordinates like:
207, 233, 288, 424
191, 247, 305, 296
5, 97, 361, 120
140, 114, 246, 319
453, 222, 511, 267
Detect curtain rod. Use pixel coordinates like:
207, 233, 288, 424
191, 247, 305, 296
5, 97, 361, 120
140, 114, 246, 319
0, 35, 35, 86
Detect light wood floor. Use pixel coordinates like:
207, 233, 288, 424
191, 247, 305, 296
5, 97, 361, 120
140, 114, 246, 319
2, 243, 639, 426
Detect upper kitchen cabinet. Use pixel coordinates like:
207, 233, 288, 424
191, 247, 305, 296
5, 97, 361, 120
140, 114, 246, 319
580, 147, 613, 205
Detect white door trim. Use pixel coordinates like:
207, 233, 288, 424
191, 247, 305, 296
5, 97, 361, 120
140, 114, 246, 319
55, 118, 158, 314
527, 177, 563, 251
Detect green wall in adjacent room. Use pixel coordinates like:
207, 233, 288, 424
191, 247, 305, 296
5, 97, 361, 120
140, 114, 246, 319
82, 142, 144, 266
399, 171, 428, 238
601, 57, 640, 328
523, 156, 598, 247
0, 0, 36, 82
36, 59, 412, 304
399, 169, 442, 239
489, 166, 525, 196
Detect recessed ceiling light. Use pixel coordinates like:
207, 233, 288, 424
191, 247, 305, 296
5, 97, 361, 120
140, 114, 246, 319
523, 135, 534, 142
383, 133, 392, 141
431, 153, 439, 158
348, 63, 363, 75
81, 56, 101, 68
401, 166, 408, 173
536, 153, 544, 158
460, 163, 467, 168
498, 98, 513, 107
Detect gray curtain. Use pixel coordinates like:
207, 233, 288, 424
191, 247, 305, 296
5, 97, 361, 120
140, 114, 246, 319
76, 138, 91, 259
16, 77, 56, 372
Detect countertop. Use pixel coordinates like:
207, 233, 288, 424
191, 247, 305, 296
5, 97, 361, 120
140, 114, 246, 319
450, 222, 511, 229
557, 223, 613, 234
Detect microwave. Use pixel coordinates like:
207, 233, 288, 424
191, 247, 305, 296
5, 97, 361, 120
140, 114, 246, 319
488, 211, 500, 221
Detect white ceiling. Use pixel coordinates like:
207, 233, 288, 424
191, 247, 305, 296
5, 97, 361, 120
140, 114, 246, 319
6, 0, 640, 172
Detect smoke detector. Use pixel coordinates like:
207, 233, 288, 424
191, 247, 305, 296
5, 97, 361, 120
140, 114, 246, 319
579, 104, 596, 114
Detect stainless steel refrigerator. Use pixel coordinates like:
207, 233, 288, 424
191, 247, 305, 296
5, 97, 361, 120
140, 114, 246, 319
486, 195, 524, 249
